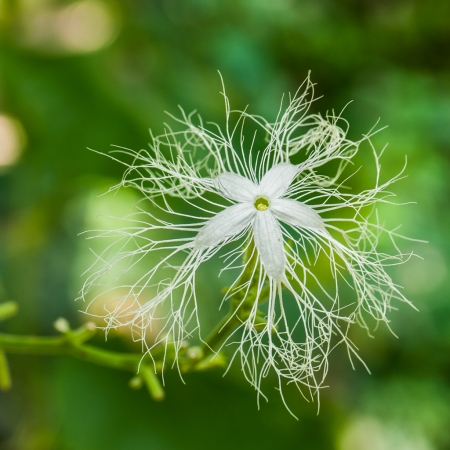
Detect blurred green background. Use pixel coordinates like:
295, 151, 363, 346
0, 0, 449, 449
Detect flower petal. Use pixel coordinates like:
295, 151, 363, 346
258, 163, 300, 198
252, 211, 286, 280
213, 172, 258, 202
271, 198, 325, 231
194, 203, 255, 249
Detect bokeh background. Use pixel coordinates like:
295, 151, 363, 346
1, 0, 449, 449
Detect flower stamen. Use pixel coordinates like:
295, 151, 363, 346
254, 196, 270, 211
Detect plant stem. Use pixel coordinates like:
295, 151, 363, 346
140, 364, 165, 401
201, 239, 268, 357
202, 310, 240, 357
0, 350, 11, 391
0, 322, 165, 399
0, 323, 95, 353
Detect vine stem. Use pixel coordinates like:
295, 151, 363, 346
200, 239, 269, 358
0, 350, 11, 390
201, 309, 240, 358
0, 306, 164, 400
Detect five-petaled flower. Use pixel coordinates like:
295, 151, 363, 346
81, 76, 412, 406
195, 163, 324, 280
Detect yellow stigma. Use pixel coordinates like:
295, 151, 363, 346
254, 196, 270, 211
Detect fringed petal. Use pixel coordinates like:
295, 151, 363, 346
258, 163, 300, 198
252, 211, 286, 280
271, 198, 325, 231
194, 203, 255, 249
214, 172, 258, 202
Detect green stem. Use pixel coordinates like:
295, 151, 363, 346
201, 286, 270, 358
140, 364, 165, 401
0, 331, 140, 369
202, 311, 240, 357
0, 322, 165, 400
69, 343, 141, 371
201, 240, 267, 356
0, 323, 97, 354
0, 350, 11, 391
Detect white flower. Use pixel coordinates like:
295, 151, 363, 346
195, 163, 325, 278
81, 76, 412, 405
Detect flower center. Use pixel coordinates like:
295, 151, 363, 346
254, 196, 270, 211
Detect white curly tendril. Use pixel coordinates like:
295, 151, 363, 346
80, 75, 413, 409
